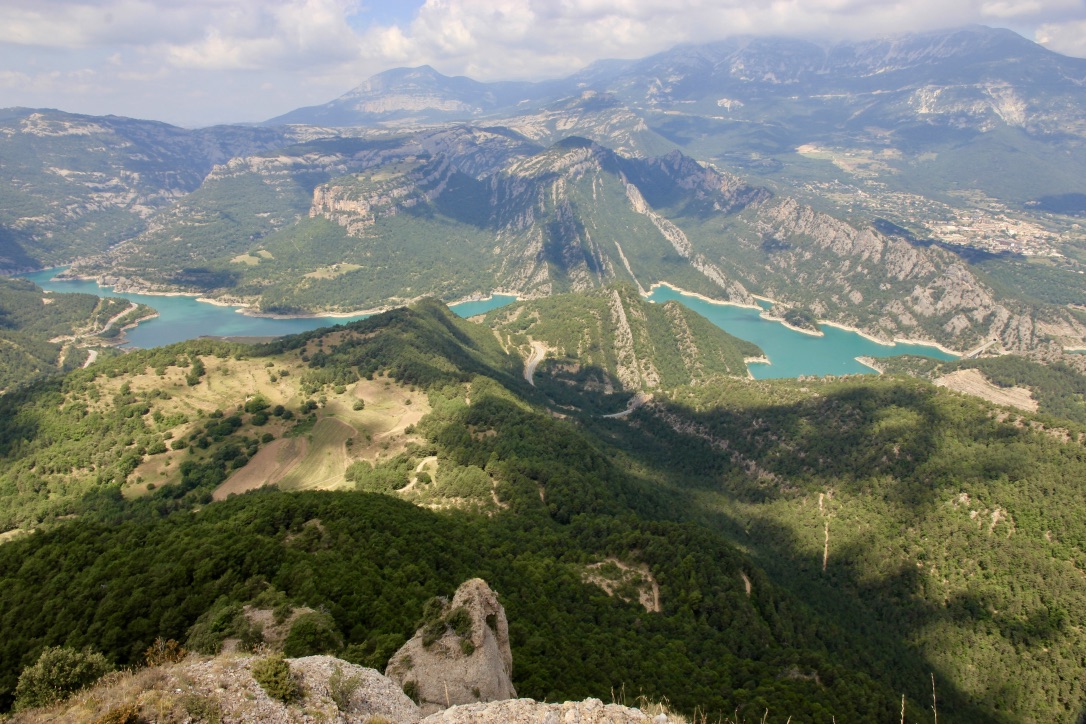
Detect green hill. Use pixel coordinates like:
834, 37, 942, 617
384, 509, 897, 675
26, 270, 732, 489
0, 109, 298, 272
0, 277, 153, 393
0, 295, 1085, 720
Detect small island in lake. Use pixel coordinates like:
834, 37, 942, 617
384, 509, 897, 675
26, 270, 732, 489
781, 307, 821, 334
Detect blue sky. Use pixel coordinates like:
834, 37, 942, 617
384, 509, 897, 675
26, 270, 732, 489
347, 1, 421, 29
1, 0, 1084, 127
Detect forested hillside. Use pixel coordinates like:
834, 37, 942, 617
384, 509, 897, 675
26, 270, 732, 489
0, 278, 151, 393
0, 295, 1084, 721
0, 109, 299, 272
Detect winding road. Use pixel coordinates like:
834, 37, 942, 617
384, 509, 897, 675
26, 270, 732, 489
601, 392, 652, 419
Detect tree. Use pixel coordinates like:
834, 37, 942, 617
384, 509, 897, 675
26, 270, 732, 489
13, 646, 112, 711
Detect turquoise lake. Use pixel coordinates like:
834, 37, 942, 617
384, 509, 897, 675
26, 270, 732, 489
21, 270, 957, 378
645, 284, 958, 379
20, 269, 517, 349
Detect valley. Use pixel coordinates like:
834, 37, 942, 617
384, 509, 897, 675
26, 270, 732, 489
0, 297, 1084, 721
4, 21, 1086, 724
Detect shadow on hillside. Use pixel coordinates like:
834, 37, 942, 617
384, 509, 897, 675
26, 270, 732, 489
608, 378, 1025, 515
542, 375, 1055, 721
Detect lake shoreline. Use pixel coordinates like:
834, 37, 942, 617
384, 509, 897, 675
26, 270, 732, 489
64, 271, 531, 321
648, 280, 961, 356
644, 282, 764, 311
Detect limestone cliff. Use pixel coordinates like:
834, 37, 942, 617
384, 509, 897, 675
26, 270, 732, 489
385, 578, 516, 716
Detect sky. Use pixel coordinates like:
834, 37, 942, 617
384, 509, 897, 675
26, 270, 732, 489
1, 0, 1085, 128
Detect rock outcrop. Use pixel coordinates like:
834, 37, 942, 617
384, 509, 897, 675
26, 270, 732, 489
421, 698, 680, 723
8, 654, 421, 724
9, 651, 685, 723
9, 582, 682, 723
386, 578, 516, 715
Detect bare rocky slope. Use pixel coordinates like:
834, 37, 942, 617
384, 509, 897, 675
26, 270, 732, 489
7, 653, 673, 724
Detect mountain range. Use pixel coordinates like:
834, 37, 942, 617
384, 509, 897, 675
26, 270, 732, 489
1, 25, 1084, 360
3, 25, 1086, 722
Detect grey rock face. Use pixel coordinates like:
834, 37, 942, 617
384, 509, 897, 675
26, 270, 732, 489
386, 578, 516, 715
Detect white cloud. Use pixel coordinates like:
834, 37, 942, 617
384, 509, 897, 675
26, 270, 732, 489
1035, 19, 1086, 57
0, 0, 1084, 126
350, 0, 1011, 81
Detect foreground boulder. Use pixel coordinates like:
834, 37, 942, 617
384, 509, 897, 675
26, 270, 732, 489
386, 578, 516, 715
7, 654, 420, 724
420, 698, 679, 723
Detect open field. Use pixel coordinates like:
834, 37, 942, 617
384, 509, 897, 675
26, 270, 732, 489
277, 417, 356, 490
304, 263, 363, 280
210, 374, 430, 498
934, 368, 1039, 412
213, 437, 308, 500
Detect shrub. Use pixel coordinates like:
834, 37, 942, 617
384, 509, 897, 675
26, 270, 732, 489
186, 600, 264, 654
144, 638, 187, 667
446, 607, 473, 638
92, 703, 141, 724
144, 638, 188, 668
13, 646, 113, 711
282, 612, 343, 658
329, 665, 363, 712
180, 693, 222, 723
419, 596, 446, 626
401, 679, 419, 704
273, 601, 294, 625
352, 399, 365, 411
251, 654, 301, 703
421, 619, 446, 648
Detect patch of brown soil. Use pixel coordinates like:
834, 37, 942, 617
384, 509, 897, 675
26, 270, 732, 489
213, 437, 308, 500
935, 368, 1038, 412
582, 558, 661, 613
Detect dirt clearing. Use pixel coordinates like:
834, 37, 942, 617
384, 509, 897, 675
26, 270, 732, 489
277, 417, 357, 491
213, 437, 308, 500
935, 368, 1038, 412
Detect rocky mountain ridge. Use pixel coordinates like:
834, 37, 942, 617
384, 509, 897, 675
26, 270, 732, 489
66, 125, 1086, 352
271, 26, 1086, 144
7, 653, 674, 724
0, 108, 306, 271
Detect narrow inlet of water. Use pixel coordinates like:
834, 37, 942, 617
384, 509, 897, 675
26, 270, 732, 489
645, 284, 957, 379
20, 269, 516, 349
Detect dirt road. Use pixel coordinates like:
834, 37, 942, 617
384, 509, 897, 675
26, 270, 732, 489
523, 341, 547, 386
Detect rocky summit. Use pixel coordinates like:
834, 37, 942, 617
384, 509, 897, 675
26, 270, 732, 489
386, 578, 517, 716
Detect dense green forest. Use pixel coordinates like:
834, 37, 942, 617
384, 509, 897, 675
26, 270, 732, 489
0, 296, 1085, 721
0, 277, 150, 393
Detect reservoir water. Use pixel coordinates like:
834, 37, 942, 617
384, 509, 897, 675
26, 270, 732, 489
21, 270, 956, 377
645, 284, 957, 379
21, 269, 517, 349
